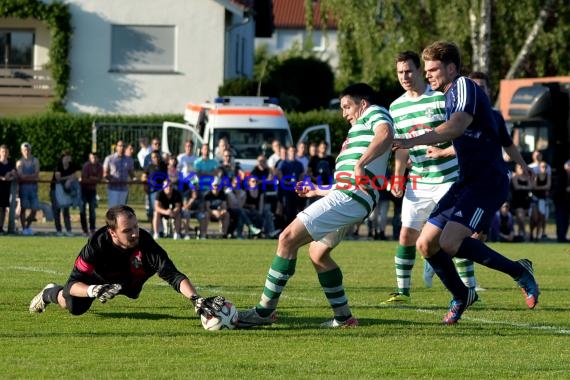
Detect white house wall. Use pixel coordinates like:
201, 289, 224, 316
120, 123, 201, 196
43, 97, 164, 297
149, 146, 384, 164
64, 0, 238, 115
255, 28, 338, 71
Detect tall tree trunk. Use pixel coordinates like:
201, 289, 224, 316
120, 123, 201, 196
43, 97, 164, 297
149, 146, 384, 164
470, 0, 491, 72
504, 0, 555, 79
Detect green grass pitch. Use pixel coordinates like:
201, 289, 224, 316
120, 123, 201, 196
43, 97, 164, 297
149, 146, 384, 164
2, 237, 569, 379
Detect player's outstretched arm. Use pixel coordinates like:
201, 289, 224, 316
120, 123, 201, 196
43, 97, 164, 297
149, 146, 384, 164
395, 112, 472, 149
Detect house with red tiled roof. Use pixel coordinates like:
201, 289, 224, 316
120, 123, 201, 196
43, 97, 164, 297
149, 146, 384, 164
255, 0, 339, 70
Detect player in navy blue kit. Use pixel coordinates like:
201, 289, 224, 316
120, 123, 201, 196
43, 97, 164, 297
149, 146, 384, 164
393, 41, 539, 324
29, 204, 223, 317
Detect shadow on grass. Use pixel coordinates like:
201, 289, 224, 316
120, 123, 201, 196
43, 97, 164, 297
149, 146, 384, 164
92, 311, 188, 320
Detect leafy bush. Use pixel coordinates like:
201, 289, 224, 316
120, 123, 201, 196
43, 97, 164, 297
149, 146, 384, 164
0, 113, 181, 170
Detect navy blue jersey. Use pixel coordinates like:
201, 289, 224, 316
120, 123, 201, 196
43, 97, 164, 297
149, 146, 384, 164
445, 77, 508, 182
493, 109, 514, 148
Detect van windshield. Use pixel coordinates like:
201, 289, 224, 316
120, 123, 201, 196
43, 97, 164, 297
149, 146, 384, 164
214, 129, 293, 159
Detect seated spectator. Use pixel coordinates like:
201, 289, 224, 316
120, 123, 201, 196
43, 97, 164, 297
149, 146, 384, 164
181, 188, 207, 240
204, 178, 230, 237
225, 177, 261, 239
489, 202, 519, 242
244, 176, 279, 238
153, 182, 182, 240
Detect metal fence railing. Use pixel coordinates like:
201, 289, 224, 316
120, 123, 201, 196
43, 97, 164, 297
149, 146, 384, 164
92, 122, 163, 163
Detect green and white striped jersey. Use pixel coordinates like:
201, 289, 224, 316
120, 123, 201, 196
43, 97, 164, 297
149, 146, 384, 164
334, 105, 393, 214
389, 85, 459, 185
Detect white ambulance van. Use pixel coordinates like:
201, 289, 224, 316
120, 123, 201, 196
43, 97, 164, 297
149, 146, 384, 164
162, 96, 330, 172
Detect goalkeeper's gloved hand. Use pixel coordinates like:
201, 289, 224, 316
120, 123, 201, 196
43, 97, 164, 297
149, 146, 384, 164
191, 295, 225, 317
89, 284, 122, 303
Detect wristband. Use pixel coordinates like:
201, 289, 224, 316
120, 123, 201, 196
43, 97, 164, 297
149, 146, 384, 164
87, 285, 97, 298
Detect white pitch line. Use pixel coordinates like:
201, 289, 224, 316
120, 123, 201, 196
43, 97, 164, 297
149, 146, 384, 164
7, 266, 65, 275
29, 274, 570, 335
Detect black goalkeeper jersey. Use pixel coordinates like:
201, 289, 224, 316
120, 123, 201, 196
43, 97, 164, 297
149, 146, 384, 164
67, 227, 188, 298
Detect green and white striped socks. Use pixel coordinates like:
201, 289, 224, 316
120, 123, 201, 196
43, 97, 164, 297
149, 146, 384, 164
256, 255, 296, 317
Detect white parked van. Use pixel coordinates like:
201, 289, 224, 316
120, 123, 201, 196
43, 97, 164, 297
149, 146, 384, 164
162, 96, 330, 172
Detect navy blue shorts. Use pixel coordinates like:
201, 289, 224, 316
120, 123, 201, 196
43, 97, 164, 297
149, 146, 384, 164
428, 174, 509, 233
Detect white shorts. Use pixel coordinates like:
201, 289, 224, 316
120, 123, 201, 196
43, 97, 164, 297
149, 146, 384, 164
401, 182, 453, 231
297, 190, 367, 248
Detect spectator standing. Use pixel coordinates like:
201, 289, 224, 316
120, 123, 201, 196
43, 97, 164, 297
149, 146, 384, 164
80, 153, 103, 237
308, 142, 318, 159
267, 139, 282, 176
125, 143, 135, 160
0, 144, 16, 234
307, 141, 335, 197
50, 150, 80, 236
296, 141, 310, 173
16, 142, 40, 235
194, 144, 220, 178
530, 161, 551, 241
554, 159, 570, 242
251, 154, 271, 180
102, 140, 135, 208
177, 140, 198, 189
510, 163, 533, 240
214, 136, 236, 163
529, 150, 551, 175
143, 138, 162, 169
137, 137, 152, 170
277, 145, 305, 225
219, 149, 243, 181
141, 150, 167, 226
167, 155, 179, 188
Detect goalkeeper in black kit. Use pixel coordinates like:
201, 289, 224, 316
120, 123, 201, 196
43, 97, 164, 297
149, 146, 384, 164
29, 204, 224, 318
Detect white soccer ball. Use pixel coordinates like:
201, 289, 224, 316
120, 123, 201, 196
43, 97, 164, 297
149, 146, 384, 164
200, 299, 238, 331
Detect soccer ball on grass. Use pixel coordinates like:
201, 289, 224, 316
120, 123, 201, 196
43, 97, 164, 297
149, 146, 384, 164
200, 299, 238, 331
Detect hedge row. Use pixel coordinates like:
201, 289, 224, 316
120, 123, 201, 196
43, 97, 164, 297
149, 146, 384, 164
0, 111, 347, 170
0, 114, 181, 169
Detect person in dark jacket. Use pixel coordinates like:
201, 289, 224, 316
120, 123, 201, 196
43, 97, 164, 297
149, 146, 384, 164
29, 204, 221, 317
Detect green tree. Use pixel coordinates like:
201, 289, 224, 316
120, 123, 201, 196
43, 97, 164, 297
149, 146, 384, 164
319, 0, 570, 98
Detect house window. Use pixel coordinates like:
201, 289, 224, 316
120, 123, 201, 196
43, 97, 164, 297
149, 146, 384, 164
110, 25, 175, 73
0, 30, 34, 69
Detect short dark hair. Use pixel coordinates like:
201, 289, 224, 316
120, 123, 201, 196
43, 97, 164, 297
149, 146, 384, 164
396, 51, 420, 69
106, 205, 136, 230
468, 71, 489, 86
422, 41, 461, 72
339, 83, 377, 105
